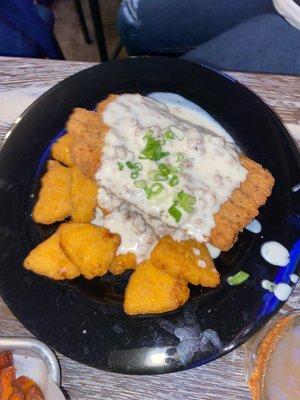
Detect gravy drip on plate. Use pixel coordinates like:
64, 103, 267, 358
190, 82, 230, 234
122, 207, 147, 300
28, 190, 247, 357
95, 94, 247, 260
261, 241, 290, 267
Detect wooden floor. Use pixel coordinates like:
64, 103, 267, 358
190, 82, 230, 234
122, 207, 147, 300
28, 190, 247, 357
52, 0, 125, 62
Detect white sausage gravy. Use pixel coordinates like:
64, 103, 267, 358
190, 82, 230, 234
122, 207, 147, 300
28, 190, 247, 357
94, 94, 247, 261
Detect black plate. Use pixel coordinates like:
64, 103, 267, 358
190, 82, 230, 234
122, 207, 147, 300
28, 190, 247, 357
0, 57, 299, 374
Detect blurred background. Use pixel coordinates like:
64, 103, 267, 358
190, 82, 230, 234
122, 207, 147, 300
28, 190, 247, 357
0, 0, 299, 74
53, 0, 123, 61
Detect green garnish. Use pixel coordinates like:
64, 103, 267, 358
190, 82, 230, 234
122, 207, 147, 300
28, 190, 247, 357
147, 182, 164, 199
134, 179, 150, 196
176, 190, 196, 213
126, 161, 142, 170
149, 164, 175, 181
134, 179, 147, 188
167, 190, 196, 222
131, 171, 139, 179
126, 161, 142, 179
140, 133, 169, 161
164, 130, 175, 140
158, 163, 172, 176
148, 171, 168, 181
117, 162, 124, 171
143, 130, 153, 140
176, 153, 184, 162
174, 166, 183, 173
169, 175, 179, 187
168, 205, 182, 222
168, 126, 185, 140
126, 161, 135, 169
227, 271, 250, 286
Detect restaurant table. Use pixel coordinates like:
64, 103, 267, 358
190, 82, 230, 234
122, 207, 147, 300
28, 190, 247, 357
0, 57, 299, 400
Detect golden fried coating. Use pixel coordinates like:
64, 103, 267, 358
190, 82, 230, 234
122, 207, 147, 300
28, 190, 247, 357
66, 108, 102, 136
68, 130, 103, 179
67, 108, 102, 178
70, 166, 98, 222
109, 253, 137, 275
60, 223, 120, 279
209, 156, 274, 251
32, 160, 72, 224
66, 99, 116, 178
124, 260, 189, 315
151, 235, 220, 287
23, 231, 80, 280
51, 133, 73, 167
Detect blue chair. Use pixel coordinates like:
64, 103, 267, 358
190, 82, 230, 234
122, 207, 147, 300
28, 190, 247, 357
118, 0, 300, 75
0, 0, 63, 59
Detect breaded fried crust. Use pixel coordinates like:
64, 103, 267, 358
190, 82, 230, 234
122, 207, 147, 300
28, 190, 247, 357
209, 156, 274, 251
68, 130, 103, 179
32, 160, 72, 224
51, 133, 73, 166
66, 108, 103, 178
66, 96, 118, 178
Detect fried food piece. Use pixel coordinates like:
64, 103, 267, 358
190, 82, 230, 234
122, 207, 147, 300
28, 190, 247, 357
0, 366, 15, 400
67, 108, 103, 178
23, 231, 80, 280
124, 260, 190, 315
60, 223, 120, 279
67, 108, 102, 137
70, 166, 98, 222
13, 377, 43, 399
51, 133, 73, 167
0, 352, 13, 371
209, 156, 274, 251
66, 96, 118, 178
8, 389, 25, 400
151, 236, 220, 287
12, 377, 33, 394
68, 130, 103, 179
109, 253, 137, 275
24, 386, 44, 400
32, 160, 72, 224
66, 108, 103, 178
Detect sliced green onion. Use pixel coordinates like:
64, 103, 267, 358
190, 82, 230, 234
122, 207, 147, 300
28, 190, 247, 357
134, 179, 147, 188
176, 190, 196, 213
126, 161, 142, 178
176, 153, 184, 162
147, 182, 164, 199
169, 126, 185, 140
117, 162, 124, 171
227, 271, 250, 286
143, 189, 150, 197
148, 171, 168, 181
158, 163, 172, 176
168, 205, 182, 223
140, 135, 169, 161
143, 129, 154, 140
126, 161, 135, 169
164, 130, 175, 140
168, 165, 183, 174
169, 175, 179, 187
175, 166, 183, 173
131, 171, 139, 179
